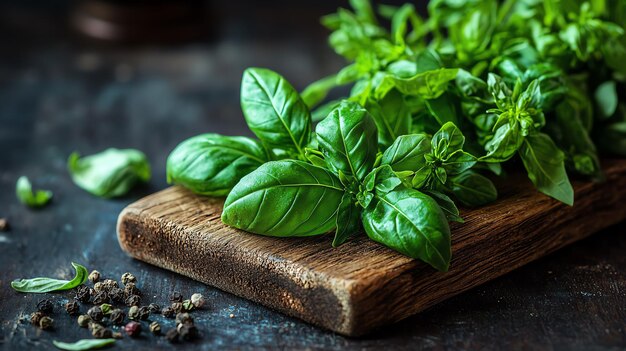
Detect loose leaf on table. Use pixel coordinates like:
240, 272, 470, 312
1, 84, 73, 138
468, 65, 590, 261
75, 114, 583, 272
166, 134, 270, 196
222, 160, 344, 237
53, 339, 115, 351
362, 187, 451, 271
11, 262, 88, 293
67, 148, 150, 198
519, 133, 574, 206
316, 100, 378, 181
449, 171, 498, 207
241, 68, 311, 156
15, 176, 52, 208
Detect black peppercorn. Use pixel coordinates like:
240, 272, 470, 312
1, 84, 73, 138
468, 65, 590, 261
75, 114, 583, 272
39, 316, 54, 330
92, 291, 109, 305
170, 302, 183, 313
109, 288, 125, 303
124, 321, 142, 337
87, 306, 104, 322
74, 285, 91, 303
178, 323, 198, 341
121, 272, 136, 285
93, 282, 105, 293
175, 312, 193, 325
165, 328, 179, 343
161, 307, 175, 318
169, 291, 183, 302
148, 303, 160, 314
93, 327, 113, 339
30, 311, 45, 326
109, 309, 125, 325
138, 306, 151, 320
124, 282, 140, 297
64, 300, 80, 316
102, 279, 118, 291
124, 294, 141, 307
36, 299, 53, 313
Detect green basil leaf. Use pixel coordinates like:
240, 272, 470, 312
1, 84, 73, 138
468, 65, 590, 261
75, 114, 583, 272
316, 100, 378, 181
363, 165, 403, 195
432, 122, 465, 156
443, 150, 477, 175
411, 166, 432, 189
11, 262, 88, 293
594, 81, 618, 119
449, 171, 497, 207
67, 149, 150, 198
365, 90, 412, 148
482, 123, 523, 162
519, 133, 574, 206
53, 339, 116, 351
311, 99, 342, 123
425, 92, 460, 126
301, 74, 338, 109
415, 49, 443, 73
15, 176, 52, 208
222, 160, 344, 237
362, 188, 451, 271
375, 68, 459, 100
423, 190, 464, 223
166, 134, 269, 196
381, 134, 431, 172
241, 68, 312, 156
332, 193, 362, 247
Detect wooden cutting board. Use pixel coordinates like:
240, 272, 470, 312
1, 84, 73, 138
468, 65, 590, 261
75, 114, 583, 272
117, 159, 626, 336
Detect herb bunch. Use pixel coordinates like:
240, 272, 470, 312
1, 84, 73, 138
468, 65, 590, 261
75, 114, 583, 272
167, 0, 625, 271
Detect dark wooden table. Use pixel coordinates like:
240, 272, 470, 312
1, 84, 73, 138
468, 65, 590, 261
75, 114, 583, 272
1, 2, 625, 350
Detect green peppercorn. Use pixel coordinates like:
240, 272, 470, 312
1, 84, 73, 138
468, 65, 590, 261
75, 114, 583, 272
128, 306, 140, 320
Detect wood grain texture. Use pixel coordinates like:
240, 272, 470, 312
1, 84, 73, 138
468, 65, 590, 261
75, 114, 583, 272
117, 159, 626, 336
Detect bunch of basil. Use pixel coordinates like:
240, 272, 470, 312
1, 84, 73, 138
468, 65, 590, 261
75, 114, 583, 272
167, 0, 625, 271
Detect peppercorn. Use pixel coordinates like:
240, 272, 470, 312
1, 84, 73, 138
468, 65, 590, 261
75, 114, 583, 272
39, 316, 54, 330
124, 294, 141, 307
74, 285, 91, 303
36, 299, 53, 313
30, 311, 45, 326
148, 303, 160, 314
175, 312, 193, 326
92, 291, 109, 305
88, 270, 101, 283
77, 314, 91, 328
102, 279, 118, 291
0, 218, 8, 231
93, 282, 105, 293
109, 288, 125, 303
64, 300, 80, 316
138, 306, 151, 320
100, 303, 113, 315
87, 306, 104, 322
112, 331, 123, 339
190, 293, 205, 309
121, 272, 136, 285
170, 302, 183, 313
165, 328, 179, 343
177, 322, 198, 341
161, 307, 175, 318
124, 282, 140, 297
124, 321, 142, 337
182, 299, 194, 311
93, 327, 113, 339
149, 321, 161, 335
169, 291, 183, 302
109, 309, 125, 325
128, 306, 140, 320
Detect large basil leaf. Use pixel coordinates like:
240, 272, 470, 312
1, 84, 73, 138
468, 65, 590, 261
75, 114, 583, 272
519, 133, 574, 205
11, 262, 88, 293
362, 188, 451, 271
449, 171, 497, 207
67, 148, 150, 198
365, 90, 412, 148
166, 134, 270, 196
240, 68, 312, 155
381, 134, 431, 172
375, 68, 459, 100
316, 100, 378, 181
16, 176, 52, 208
222, 160, 344, 237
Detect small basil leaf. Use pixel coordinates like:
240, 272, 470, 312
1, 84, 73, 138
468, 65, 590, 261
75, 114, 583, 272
449, 171, 498, 207
316, 100, 378, 181
222, 160, 344, 237
166, 134, 269, 196
411, 166, 432, 189
375, 68, 459, 100
435, 167, 447, 184
481, 123, 523, 162
67, 149, 150, 198
362, 188, 451, 271
301, 74, 338, 108
423, 190, 464, 223
304, 148, 327, 168
432, 122, 465, 155
365, 90, 412, 148
381, 134, 431, 172
519, 133, 574, 206
53, 339, 116, 351
11, 262, 88, 293
332, 193, 362, 247
443, 150, 477, 175
241, 68, 312, 156
364, 165, 403, 195
15, 176, 52, 208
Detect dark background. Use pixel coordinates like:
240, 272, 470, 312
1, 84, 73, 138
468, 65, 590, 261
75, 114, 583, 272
1, 1, 625, 350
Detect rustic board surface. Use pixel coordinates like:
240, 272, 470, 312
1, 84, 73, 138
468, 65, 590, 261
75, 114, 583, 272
117, 159, 626, 336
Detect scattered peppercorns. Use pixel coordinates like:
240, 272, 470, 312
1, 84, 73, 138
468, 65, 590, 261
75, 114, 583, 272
124, 282, 140, 297
161, 306, 175, 318
36, 299, 53, 313
128, 306, 140, 320
93, 281, 105, 293
88, 270, 101, 283
87, 306, 104, 322
74, 285, 91, 303
64, 300, 80, 316
175, 312, 193, 325
109, 309, 125, 325
77, 314, 91, 328
169, 291, 183, 302
121, 272, 136, 285
100, 303, 113, 315
39, 316, 54, 330
165, 328, 179, 343
137, 306, 151, 320
90, 323, 112, 338
149, 321, 161, 335
102, 279, 118, 291
92, 291, 109, 305
112, 331, 123, 339
30, 311, 45, 326
190, 293, 205, 309
182, 299, 194, 311
148, 303, 160, 314
171, 302, 183, 313
124, 321, 142, 337
109, 288, 125, 303
124, 294, 141, 307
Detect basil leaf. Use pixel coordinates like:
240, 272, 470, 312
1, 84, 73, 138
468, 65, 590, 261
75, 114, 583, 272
316, 100, 378, 181
482, 123, 523, 162
11, 262, 88, 293
365, 90, 412, 148
53, 339, 115, 351
311, 99, 342, 123
301, 74, 338, 109
241, 68, 312, 156
332, 193, 362, 247
362, 188, 451, 271
426, 92, 460, 126
166, 134, 269, 196
449, 171, 498, 207
381, 134, 431, 172
375, 68, 459, 100
594, 81, 618, 119
222, 160, 344, 237
67, 149, 150, 198
15, 176, 52, 208
423, 190, 464, 223
519, 133, 574, 206
432, 122, 465, 156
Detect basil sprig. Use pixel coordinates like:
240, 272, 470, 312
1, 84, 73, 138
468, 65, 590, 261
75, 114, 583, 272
11, 262, 88, 293
53, 339, 115, 351
15, 176, 53, 208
